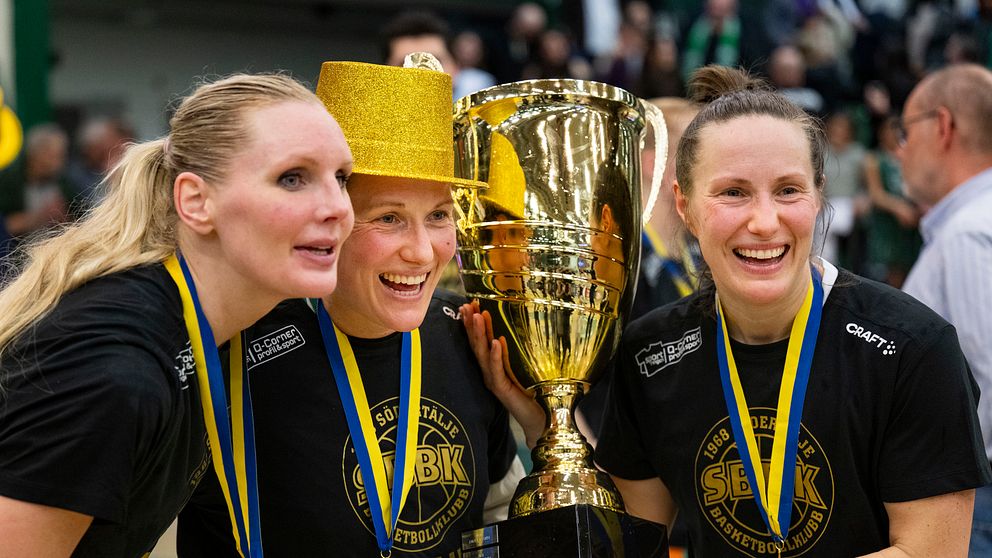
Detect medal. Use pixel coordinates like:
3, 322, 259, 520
165, 254, 262, 558
714, 266, 823, 548
315, 301, 422, 556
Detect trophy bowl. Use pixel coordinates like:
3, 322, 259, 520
453, 79, 661, 518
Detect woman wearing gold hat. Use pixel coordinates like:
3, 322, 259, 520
177, 57, 522, 558
0, 74, 354, 557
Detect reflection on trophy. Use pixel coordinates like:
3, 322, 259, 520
454, 79, 668, 557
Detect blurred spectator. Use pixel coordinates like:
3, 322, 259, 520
639, 36, 685, 98
64, 117, 130, 211
797, 1, 857, 112
522, 28, 593, 81
944, 29, 983, 63
450, 29, 499, 100
769, 45, 826, 115
381, 10, 495, 100
822, 111, 868, 268
596, 21, 648, 93
624, 1, 654, 38
972, 0, 992, 67
862, 115, 921, 287
493, 2, 547, 82
0, 124, 71, 256
562, 0, 622, 59
907, 0, 959, 75
681, 0, 743, 80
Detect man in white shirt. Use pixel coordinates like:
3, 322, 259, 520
900, 63, 992, 557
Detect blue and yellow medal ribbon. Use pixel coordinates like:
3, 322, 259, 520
165, 254, 263, 558
714, 266, 823, 546
642, 226, 694, 298
315, 302, 422, 556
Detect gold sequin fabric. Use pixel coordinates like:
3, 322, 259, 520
316, 60, 486, 188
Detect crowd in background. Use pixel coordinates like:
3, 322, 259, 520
4, 0, 992, 287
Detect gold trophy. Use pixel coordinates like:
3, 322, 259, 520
454, 79, 668, 557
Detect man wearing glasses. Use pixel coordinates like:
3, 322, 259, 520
900, 63, 992, 558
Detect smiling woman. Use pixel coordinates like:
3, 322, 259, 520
470, 65, 992, 558
0, 73, 354, 558
176, 58, 523, 558
589, 65, 991, 558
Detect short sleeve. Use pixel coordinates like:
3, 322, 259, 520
594, 343, 658, 480
877, 324, 992, 502
0, 340, 175, 522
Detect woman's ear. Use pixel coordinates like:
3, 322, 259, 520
174, 171, 214, 235
674, 181, 695, 236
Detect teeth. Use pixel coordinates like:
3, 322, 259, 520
736, 247, 785, 259
381, 273, 427, 285
306, 247, 332, 254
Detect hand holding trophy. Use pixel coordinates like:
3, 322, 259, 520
454, 79, 669, 557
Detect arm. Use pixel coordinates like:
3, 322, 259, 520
610, 475, 678, 527
0, 495, 92, 558
862, 153, 918, 228
857, 489, 974, 557
460, 300, 545, 449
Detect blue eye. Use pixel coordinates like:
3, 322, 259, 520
279, 172, 303, 190
379, 214, 397, 224
430, 209, 452, 222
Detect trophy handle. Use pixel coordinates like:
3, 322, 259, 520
639, 99, 668, 228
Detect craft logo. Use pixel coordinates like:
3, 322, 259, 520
173, 342, 195, 390
695, 408, 834, 557
441, 305, 459, 320
245, 325, 306, 369
846, 323, 897, 356
635, 327, 702, 377
343, 397, 475, 553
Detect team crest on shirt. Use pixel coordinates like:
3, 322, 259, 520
635, 327, 702, 377
343, 396, 475, 553
695, 408, 835, 557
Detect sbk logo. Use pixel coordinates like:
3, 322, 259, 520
635, 327, 702, 377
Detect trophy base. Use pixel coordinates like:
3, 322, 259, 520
511, 467, 625, 517
461, 504, 668, 558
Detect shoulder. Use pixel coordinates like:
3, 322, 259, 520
428, 289, 469, 323
624, 291, 708, 347
1, 264, 189, 427
49, 263, 183, 330
248, 298, 316, 334
825, 269, 953, 350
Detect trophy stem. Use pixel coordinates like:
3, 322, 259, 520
509, 381, 625, 518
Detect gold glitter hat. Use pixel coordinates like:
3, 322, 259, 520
315, 56, 486, 188
0, 86, 23, 171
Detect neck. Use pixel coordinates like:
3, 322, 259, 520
947, 154, 992, 194
178, 241, 282, 345
717, 265, 813, 345
323, 295, 394, 340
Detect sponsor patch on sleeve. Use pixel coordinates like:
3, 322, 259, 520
635, 327, 702, 377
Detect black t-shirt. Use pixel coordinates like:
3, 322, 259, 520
596, 268, 991, 557
178, 290, 517, 558
0, 264, 210, 557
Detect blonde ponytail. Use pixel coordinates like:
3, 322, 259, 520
0, 73, 317, 362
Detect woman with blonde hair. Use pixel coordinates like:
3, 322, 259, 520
0, 73, 354, 557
